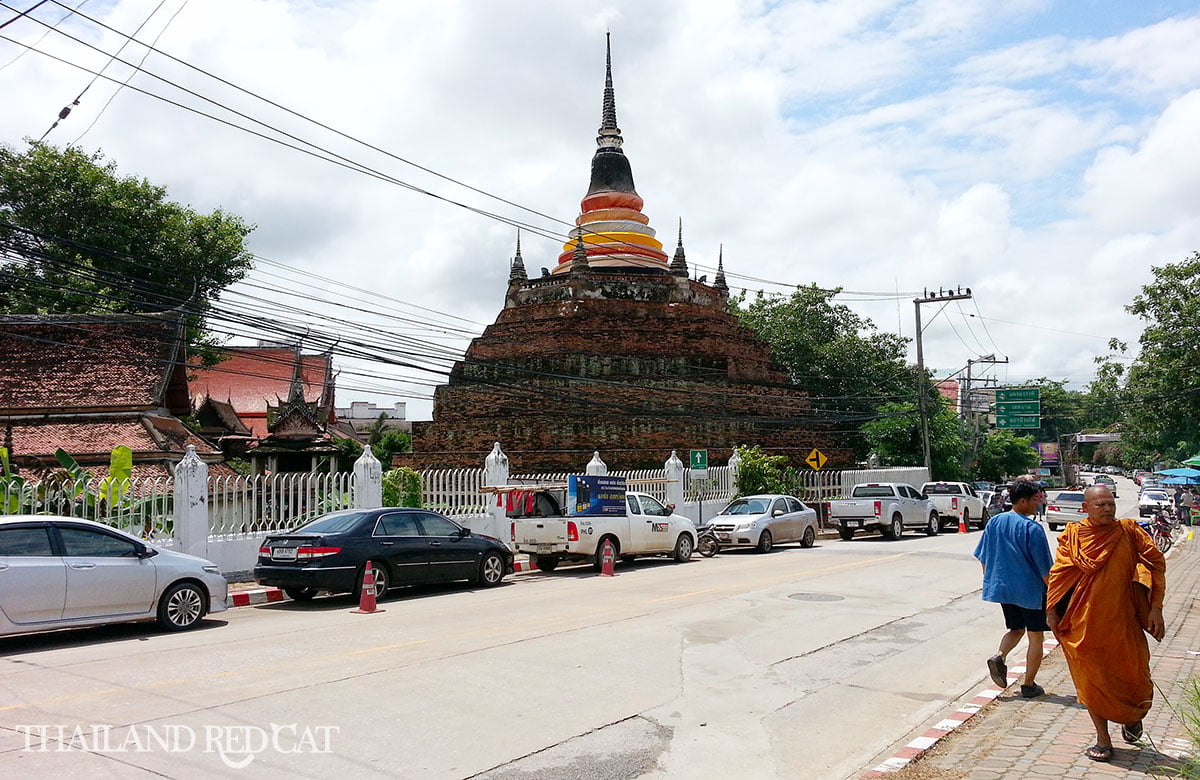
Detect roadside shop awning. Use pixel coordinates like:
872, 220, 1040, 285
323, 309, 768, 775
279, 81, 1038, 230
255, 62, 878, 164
1155, 467, 1200, 478
1161, 476, 1200, 485
1184, 454, 1200, 468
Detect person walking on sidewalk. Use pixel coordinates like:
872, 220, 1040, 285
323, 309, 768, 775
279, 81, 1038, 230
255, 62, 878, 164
1046, 485, 1167, 763
973, 479, 1054, 699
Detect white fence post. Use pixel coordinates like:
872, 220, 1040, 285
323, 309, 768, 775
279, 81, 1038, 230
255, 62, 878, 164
353, 447, 383, 509
484, 442, 511, 548
664, 451, 685, 509
586, 451, 608, 476
728, 447, 743, 494
173, 445, 209, 559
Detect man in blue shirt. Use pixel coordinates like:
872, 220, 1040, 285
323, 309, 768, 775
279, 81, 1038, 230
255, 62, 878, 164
973, 479, 1055, 698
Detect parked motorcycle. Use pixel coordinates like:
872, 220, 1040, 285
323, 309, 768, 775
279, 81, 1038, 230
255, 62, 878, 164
695, 523, 720, 557
1138, 508, 1175, 554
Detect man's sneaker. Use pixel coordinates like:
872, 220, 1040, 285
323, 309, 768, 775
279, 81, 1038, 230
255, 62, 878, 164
987, 654, 1008, 687
1020, 684, 1045, 698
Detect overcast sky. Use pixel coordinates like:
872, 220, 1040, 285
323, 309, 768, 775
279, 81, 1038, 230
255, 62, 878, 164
3, 0, 1199, 421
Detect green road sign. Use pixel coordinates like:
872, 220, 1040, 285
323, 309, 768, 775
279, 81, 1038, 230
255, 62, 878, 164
689, 449, 709, 478
996, 388, 1040, 402
996, 400, 1041, 415
996, 414, 1041, 429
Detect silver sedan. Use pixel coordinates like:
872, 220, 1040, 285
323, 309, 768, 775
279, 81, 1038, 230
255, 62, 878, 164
0, 516, 228, 637
709, 494, 819, 553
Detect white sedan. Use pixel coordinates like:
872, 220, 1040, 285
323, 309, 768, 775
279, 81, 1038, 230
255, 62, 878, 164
1139, 489, 1173, 517
0, 516, 228, 637
709, 494, 819, 553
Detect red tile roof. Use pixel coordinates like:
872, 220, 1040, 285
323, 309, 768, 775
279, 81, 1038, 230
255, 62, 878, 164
8, 416, 220, 464
0, 314, 187, 413
188, 348, 332, 428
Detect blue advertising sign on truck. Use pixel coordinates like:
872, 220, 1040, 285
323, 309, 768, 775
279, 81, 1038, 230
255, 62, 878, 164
567, 475, 627, 516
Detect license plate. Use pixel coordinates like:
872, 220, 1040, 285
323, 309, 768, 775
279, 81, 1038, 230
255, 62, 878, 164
272, 547, 297, 561
536, 544, 556, 552
846, 521, 861, 528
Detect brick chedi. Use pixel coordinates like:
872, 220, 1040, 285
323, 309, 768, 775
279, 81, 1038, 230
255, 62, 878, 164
406, 38, 850, 471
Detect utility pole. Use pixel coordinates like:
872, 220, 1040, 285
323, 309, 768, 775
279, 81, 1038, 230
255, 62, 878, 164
914, 287, 973, 473
963, 354, 1008, 471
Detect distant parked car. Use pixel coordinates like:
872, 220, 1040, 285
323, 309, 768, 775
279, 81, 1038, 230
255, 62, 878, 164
255, 508, 514, 601
971, 481, 993, 493
1046, 491, 1087, 531
1139, 489, 1173, 517
709, 494, 819, 552
0, 515, 228, 637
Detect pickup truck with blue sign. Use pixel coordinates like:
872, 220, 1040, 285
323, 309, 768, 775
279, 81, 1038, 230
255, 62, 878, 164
509, 476, 699, 572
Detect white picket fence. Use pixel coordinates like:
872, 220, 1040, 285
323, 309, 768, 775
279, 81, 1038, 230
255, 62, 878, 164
207, 472, 356, 537
1, 475, 176, 542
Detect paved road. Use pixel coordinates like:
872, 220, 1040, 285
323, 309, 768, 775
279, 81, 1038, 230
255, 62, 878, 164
0, 482, 1140, 779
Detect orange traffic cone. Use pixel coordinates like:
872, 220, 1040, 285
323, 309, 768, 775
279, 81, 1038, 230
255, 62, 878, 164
958, 515, 968, 534
599, 538, 617, 577
351, 561, 385, 614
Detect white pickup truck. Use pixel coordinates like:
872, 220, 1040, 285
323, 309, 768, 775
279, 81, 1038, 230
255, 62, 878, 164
511, 489, 699, 572
828, 483, 940, 540
920, 481, 989, 531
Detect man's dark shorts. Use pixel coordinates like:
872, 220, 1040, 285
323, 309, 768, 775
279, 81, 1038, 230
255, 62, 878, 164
1001, 602, 1049, 632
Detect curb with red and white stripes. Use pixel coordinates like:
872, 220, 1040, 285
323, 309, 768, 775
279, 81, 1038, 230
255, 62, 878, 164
862, 637, 1061, 777
225, 556, 541, 607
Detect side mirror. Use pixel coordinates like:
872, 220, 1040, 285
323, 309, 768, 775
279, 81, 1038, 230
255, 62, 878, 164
458, 527, 471, 538
772, 509, 784, 517
665, 503, 676, 513
137, 545, 159, 559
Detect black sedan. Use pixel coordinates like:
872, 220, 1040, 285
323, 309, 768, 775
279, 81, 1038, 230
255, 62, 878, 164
254, 509, 513, 601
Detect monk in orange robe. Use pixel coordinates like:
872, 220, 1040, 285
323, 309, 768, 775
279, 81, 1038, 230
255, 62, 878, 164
1046, 485, 1166, 762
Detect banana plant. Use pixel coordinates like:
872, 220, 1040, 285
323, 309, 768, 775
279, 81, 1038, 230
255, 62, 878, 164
0, 447, 30, 514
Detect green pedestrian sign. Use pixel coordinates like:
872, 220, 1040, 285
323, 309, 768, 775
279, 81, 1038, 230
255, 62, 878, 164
689, 449, 709, 479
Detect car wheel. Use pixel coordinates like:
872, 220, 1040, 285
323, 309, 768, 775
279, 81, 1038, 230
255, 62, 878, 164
882, 514, 903, 540
925, 512, 939, 536
961, 509, 971, 530
592, 536, 619, 571
157, 582, 206, 631
800, 526, 816, 548
979, 510, 989, 529
673, 533, 694, 562
1049, 523, 1061, 532
838, 527, 855, 541
478, 552, 505, 587
755, 529, 773, 553
535, 555, 559, 572
284, 587, 317, 602
355, 561, 390, 598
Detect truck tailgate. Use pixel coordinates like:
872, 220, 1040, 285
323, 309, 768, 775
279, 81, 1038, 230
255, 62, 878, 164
512, 518, 568, 551
832, 500, 877, 517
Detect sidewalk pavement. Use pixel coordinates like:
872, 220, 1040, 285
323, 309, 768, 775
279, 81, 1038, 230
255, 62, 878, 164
864, 531, 1200, 779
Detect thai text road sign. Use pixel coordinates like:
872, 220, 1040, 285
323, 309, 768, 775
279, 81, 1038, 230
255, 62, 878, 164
689, 449, 709, 479
805, 448, 827, 471
996, 400, 1040, 415
996, 414, 1041, 429
996, 388, 1040, 402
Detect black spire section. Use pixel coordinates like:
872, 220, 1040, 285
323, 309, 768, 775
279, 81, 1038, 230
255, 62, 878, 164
509, 230, 527, 283
670, 218, 689, 277
586, 34, 638, 197
713, 245, 729, 294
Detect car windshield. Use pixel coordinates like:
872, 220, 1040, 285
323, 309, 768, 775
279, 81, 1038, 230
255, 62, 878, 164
1094, 476, 1115, 484
852, 486, 896, 497
922, 484, 963, 494
722, 498, 770, 515
293, 511, 371, 535
1053, 492, 1085, 503
1143, 491, 1169, 500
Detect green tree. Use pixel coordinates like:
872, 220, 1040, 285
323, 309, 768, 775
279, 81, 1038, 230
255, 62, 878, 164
331, 437, 363, 472
1122, 251, 1200, 462
732, 445, 803, 497
861, 397, 967, 481
973, 430, 1038, 482
733, 285, 914, 458
370, 430, 412, 468
0, 141, 254, 355
382, 467, 423, 508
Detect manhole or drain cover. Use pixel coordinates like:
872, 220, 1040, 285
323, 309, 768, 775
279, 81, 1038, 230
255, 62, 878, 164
788, 592, 845, 602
